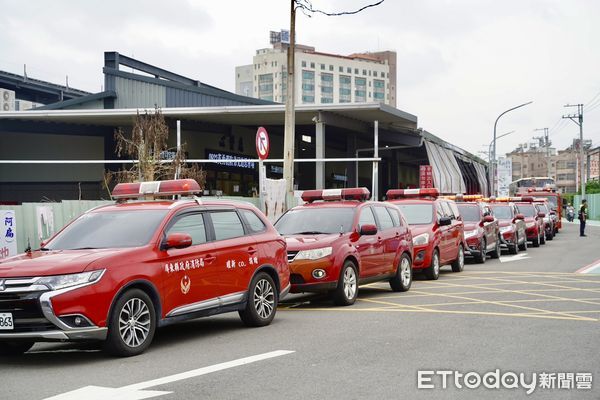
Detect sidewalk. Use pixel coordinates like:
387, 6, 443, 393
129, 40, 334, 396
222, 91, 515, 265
561, 218, 600, 227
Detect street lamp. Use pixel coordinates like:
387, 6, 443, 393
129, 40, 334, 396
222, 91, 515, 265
488, 130, 515, 163
490, 101, 533, 196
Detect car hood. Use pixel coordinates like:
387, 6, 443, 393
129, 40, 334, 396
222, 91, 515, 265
498, 220, 513, 228
284, 233, 343, 251
463, 222, 479, 231
408, 225, 432, 237
0, 249, 121, 278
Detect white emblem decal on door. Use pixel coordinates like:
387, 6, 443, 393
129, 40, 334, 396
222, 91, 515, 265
180, 275, 191, 294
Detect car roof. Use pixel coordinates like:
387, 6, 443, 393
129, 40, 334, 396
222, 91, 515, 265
90, 199, 257, 213
388, 199, 437, 205
292, 200, 375, 210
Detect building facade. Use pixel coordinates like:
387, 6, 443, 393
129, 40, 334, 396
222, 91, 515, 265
235, 37, 396, 107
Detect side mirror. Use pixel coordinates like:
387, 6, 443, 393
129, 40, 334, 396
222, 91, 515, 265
162, 233, 193, 250
482, 215, 495, 223
515, 213, 525, 221
537, 212, 546, 218
359, 224, 378, 236
550, 211, 556, 215
438, 216, 452, 226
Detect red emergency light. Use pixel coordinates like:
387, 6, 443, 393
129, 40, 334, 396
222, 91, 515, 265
112, 179, 201, 200
301, 188, 370, 203
386, 188, 439, 200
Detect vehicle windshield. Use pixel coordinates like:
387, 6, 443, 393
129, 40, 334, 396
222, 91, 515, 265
517, 204, 536, 218
274, 207, 355, 235
46, 210, 168, 250
457, 205, 480, 222
536, 204, 549, 214
395, 204, 433, 225
534, 195, 558, 208
490, 205, 513, 220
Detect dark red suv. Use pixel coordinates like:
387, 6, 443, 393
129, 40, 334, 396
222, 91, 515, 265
456, 201, 500, 263
0, 180, 290, 356
274, 188, 413, 306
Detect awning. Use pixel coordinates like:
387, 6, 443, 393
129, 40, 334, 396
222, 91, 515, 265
424, 140, 466, 194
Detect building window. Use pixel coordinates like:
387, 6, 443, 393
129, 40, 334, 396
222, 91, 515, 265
354, 77, 366, 102
302, 70, 315, 104
373, 79, 385, 101
321, 73, 333, 103
329, 65, 334, 71
258, 73, 273, 100
373, 71, 378, 77
310, 62, 315, 68
339, 66, 343, 72
339, 75, 351, 103
354, 68, 359, 74
320, 63, 325, 70
302, 61, 306, 67
362, 69, 367, 76
347, 67, 351, 73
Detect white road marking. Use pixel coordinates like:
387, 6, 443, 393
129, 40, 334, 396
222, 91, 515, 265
577, 261, 600, 274
43, 350, 295, 400
499, 253, 530, 263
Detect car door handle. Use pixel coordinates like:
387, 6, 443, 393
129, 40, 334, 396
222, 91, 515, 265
377, 236, 383, 242
247, 247, 258, 254
204, 254, 216, 263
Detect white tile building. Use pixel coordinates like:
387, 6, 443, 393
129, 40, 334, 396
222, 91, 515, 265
235, 41, 396, 107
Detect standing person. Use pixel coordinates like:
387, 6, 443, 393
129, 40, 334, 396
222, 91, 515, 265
578, 199, 588, 237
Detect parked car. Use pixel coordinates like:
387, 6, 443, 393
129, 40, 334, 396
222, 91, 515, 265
386, 188, 465, 280
534, 200, 555, 241
456, 201, 501, 263
274, 188, 413, 306
515, 199, 546, 247
0, 179, 290, 356
487, 200, 527, 254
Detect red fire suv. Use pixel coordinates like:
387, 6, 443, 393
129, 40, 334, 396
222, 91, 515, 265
386, 188, 465, 280
0, 179, 290, 357
534, 200, 555, 241
487, 198, 527, 254
274, 188, 413, 306
454, 197, 501, 263
527, 187, 562, 233
515, 198, 546, 247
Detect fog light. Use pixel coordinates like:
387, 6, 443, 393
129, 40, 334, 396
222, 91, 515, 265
312, 269, 326, 279
74, 317, 83, 326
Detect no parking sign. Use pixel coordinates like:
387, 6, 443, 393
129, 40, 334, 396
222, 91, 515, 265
255, 127, 270, 160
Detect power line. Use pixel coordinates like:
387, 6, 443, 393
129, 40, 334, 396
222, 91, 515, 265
585, 89, 600, 109
295, 0, 385, 17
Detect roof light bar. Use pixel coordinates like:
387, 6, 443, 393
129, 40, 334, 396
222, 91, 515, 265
112, 179, 201, 200
301, 187, 370, 203
386, 188, 439, 200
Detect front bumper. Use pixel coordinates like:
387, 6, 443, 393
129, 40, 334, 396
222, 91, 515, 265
464, 236, 482, 257
288, 256, 339, 293
412, 245, 433, 270
0, 277, 107, 343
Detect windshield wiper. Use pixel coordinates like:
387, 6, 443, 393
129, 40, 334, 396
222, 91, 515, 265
38, 247, 51, 251
292, 231, 328, 235
69, 247, 100, 250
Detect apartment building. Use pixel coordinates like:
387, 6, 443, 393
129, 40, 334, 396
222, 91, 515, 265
235, 35, 396, 107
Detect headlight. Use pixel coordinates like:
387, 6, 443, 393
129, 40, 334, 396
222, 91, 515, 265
294, 247, 333, 260
526, 222, 536, 228
412, 233, 429, 246
499, 226, 513, 233
464, 229, 479, 239
36, 270, 105, 291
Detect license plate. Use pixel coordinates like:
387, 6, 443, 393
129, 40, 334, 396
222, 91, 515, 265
0, 313, 14, 330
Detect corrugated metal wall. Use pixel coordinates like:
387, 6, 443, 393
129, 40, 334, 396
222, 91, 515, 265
0, 197, 261, 254
574, 193, 600, 220
113, 77, 166, 109
165, 87, 250, 107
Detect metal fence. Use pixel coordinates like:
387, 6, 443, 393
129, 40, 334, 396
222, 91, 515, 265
574, 193, 600, 220
1, 197, 260, 254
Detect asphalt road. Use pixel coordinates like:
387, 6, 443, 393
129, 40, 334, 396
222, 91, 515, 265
2, 222, 599, 400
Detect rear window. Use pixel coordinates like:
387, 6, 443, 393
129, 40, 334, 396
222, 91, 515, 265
274, 207, 355, 235
457, 205, 480, 222
490, 205, 513, 220
395, 204, 433, 225
517, 204, 537, 218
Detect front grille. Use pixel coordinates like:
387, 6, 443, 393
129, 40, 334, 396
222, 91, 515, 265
0, 291, 54, 333
287, 251, 299, 263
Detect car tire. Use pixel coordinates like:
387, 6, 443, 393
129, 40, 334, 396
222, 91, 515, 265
424, 249, 441, 280
540, 230, 546, 244
509, 234, 519, 255
546, 229, 553, 240
518, 236, 527, 251
475, 239, 486, 264
390, 253, 412, 292
239, 272, 278, 327
104, 289, 156, 357
532, 232, 540, 247
333, 261, 359, 306
490, 236, 501, 259
451, 245, 465, 272
0, 341, 34, 356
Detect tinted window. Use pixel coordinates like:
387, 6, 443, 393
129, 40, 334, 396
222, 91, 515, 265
274, 207, 355, 235
457, 205, 481, 222
490, 205, 513, 220
211, 211, 245, 240
47, 210, 167, 250
167, 213, 207, 245
517, 204, 536, 218
395, 204, 433, 225
359, 207, 377, 226
241, 209, 266, 233
373, 206, 394, 230
388, 208, 401, 227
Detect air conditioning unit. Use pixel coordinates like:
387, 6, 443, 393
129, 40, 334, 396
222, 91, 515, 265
0, 88, 16, 111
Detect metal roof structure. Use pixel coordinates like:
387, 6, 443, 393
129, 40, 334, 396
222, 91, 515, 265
0, 70, 90, 104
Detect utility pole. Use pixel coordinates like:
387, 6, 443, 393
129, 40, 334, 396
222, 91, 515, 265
534, 127, 550, 177
283, 0, 296, 196
562, 104, 585, 199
